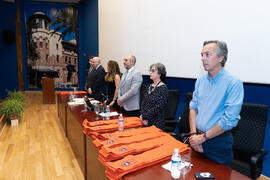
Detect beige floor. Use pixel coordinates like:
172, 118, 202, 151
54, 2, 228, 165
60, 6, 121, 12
0, 91, 84, 180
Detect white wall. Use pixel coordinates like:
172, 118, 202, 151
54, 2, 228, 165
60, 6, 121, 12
99, 0, 270, 84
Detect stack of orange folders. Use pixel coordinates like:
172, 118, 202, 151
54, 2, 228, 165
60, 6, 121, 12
93, 126, 162, 148
57, 91, 87, 96
82, 117, 143, 137
99, 133, 173, 163
94, 130, 166, 150
97, 126, 162, 140
103, 132, 190, 180
90, 125, 161, 140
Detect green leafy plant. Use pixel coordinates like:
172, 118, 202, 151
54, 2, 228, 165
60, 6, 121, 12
7, 90, 24, 104
1, 99, 23, 119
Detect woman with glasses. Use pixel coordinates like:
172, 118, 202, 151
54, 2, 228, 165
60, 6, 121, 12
105, 60, 121, 109
140, 63, 168, 130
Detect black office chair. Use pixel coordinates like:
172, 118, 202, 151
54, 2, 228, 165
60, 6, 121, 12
165, 90, 179, 120
174, 92, 193, 143
164, 92, 192, 135
178, 92, 193, 134
231, 103, 268, 180
163, 90, 179, 132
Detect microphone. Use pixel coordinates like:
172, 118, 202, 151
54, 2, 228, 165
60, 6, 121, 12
100, 91, 111, 102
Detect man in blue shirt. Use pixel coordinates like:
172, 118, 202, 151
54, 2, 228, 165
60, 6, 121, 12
189, 40, 244, 167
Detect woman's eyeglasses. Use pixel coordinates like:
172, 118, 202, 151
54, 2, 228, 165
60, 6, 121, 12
148, 69, 157, 73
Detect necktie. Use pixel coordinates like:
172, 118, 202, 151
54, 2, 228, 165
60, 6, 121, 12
120, 70, 128, 88
88, 66, 93, 74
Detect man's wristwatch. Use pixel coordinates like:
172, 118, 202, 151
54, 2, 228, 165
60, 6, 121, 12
203, 132, 208, 140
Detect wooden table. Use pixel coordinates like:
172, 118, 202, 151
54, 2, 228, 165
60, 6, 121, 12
57, 94, 118, 179
125, 150, 250, 180
57, 94, 67, 136
57, 94, 251, 180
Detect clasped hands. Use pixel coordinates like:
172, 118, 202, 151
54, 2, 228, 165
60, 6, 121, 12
189, 134, 205, 153
87, 88, 92, 95
139, 115, 148, 126
117, 99, 123, 107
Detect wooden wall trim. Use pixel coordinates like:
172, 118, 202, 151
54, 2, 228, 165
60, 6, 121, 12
15, 0, 24, 91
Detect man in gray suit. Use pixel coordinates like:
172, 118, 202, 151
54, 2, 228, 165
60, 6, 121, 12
117, 55, 143, 116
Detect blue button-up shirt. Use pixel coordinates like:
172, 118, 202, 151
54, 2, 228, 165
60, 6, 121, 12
190, 68, 244, 132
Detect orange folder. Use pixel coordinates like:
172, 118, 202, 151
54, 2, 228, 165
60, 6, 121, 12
83, 118, 143, 135
99, 126, 162, 140
94, 132, 167, 150
92, 126, 163, 148
57, 91, 87, 96
89, 125, 161, 140
87, 117, 141, 126
98, 134, 173, 163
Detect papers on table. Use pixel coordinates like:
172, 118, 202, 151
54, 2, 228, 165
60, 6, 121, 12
68, 98, 85, 106
73, 98, 85, 103
99, 112, 119, 117
68, 97, 102, 107
68, 101, 85, 106
90, 100, 100, 104
162, 161, 192, 172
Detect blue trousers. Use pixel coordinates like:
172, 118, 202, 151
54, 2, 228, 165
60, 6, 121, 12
202, 131, 233, 167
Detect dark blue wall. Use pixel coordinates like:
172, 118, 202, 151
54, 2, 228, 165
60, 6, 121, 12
143, 75, 270, 177
0, 1, 18, 98
78, 0, 99, 90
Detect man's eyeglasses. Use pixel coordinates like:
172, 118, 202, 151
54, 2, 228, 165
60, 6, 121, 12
148, 69, 157, 73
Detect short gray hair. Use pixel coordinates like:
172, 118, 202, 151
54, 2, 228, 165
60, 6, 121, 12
150, 63, 167, 82
203, 40, 228, 67
93, 56, 100, 63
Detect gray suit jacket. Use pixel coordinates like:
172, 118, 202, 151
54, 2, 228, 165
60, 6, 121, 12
118, 67, 143, 111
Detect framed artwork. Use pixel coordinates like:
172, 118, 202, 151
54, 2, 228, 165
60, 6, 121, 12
24, 2, 78, 89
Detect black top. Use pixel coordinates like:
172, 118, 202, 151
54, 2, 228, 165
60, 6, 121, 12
105, 74, 121, 109
105, 79, 115, 102
141, 84, 168, 130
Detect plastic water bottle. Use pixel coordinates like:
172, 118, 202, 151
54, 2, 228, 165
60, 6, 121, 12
118, 114, 124, 131
69, 92, 74, 101
171, 148, 181, 179
73, 87, 77, 94
105, 105, 110, 120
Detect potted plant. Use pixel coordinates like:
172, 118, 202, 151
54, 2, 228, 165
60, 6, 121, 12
1, 99, 23, 126
7, 90, 25, 103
